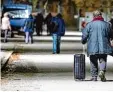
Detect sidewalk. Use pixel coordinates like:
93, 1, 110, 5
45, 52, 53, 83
7, 54, 113, 72
1, 36, 83, 53
1, 72, 113, 91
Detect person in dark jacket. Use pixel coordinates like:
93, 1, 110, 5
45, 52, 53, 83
109, 17, 113, 30
82, 10, 113, 82
109, 17, 113, 56
109, 17, 113, 40
44, 13, 52, 35
24, 14, 34, 44
35, 13, 44, 36
51, 12, 65, 54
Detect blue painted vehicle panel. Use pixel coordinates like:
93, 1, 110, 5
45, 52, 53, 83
3, 4, 32, 28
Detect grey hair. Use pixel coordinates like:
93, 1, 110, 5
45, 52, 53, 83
93, 10, 102, 17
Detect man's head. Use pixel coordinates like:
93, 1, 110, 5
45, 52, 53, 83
93, 10, 102, 17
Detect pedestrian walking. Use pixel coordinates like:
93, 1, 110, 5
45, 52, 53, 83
50, 12, 65, 54
109, 16, 113, 56
35, 13, 44, 36
24, 14, 34, 44
44, 13, 52, 35
82, 10, 113, 82
1, 12, 12, 42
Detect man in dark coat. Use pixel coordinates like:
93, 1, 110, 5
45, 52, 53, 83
44, 13, 52, 35
109, 17, 113, 56
35, 13, 44, 36
109, 17, 113, 38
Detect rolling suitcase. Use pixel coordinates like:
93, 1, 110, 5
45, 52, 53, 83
74, 45, 85, 80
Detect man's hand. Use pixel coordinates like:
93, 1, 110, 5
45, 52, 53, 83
9, 25, 12, 31
111, 40, 113, 47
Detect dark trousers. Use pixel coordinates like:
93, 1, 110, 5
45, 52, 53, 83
110, 51, 113, 56
47, 25, 51, 35
36, 26, 43, 36
89, 54, 107, 77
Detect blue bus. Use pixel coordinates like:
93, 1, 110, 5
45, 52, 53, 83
2, 0, 32, 35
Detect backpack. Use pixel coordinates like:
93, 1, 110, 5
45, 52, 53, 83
50, 21, 58, 33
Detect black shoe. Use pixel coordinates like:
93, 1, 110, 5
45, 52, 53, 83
57, 52, 60, 54
99, 71, 106, 82
90, 77, 97, 81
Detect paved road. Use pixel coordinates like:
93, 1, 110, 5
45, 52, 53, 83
1, 72, 113, 91
5, 54, 113, 72
1, 53, 113, 91
1, 31, 113, 92
1, 31, 84, 54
